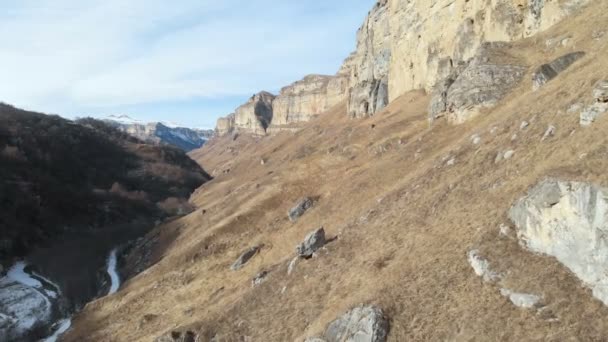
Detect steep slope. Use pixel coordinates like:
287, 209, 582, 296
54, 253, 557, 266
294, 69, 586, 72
63, 3, 608, 340
105, 116, 213, 152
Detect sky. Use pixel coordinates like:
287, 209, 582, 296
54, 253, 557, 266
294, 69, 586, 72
0, 0, 374, 129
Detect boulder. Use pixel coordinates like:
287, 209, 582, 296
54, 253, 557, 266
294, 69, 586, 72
230, 246, 260, 271
500, 289, 542, 309
324, 305, 389, 342
509, 179, 608, 305
467, 250, 500, 282
594, 80, 608, 103
532, 52, 585, 90
580, 102, 608, 126
288, 197, 315, 222
541, 125, 556, 141
252, 271, 268, 287
296, 228, 326, 258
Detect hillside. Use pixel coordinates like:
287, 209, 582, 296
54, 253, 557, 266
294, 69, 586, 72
62, 1, 608, 341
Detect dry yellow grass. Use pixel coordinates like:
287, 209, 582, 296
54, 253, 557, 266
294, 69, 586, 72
64, 3, 608, 341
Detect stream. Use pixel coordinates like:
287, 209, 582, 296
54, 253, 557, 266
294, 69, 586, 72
0, 248, 122, 342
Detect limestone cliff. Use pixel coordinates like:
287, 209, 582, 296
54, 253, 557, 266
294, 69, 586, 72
215, 114, 235, 137
270, 74, 348, 130
343, 0, 591, 119
233, 91, 275, 136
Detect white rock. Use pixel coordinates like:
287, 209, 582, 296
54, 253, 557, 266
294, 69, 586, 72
541, 125, 556, 141
500, 288, 542, 308
471, 134, 481, 145
580, 102, 608, 126
503, 150, 515, 160
520, 121, 529, 130
510, 180, 608, 305
468, 250, 500, 282
287, 257, 299, 275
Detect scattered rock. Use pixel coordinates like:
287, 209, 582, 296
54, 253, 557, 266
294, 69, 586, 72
230, 246, 260, 271
503, 150, 515, 160
156, 330, 197, 342
296, 228, 326, 258
541, 125, 556, 141
532, 52, 585, 90
509, 179, 608, 305
568, 103, 583, 113
471, 134, 481, 145
495, 150, 514, 163
520, 121, 529, 130
511, 134, 518, 141
260, 159, 266, 165
500, 288, 542, 309
287, 256, 299, 275
252, 271, 268, 287
499, 224, 512, 237
446, 157, 456, 166
288, 197, 315, 222
593, 80, 608, 103
468, 250, 501, 282
580, 102, 608, 126
308, 305, 389, 342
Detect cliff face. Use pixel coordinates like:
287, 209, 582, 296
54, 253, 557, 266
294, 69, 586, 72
270, 74, 349, 129
233, 91, 275, 136
215, 114, 235, 137
344, 0, 591, 119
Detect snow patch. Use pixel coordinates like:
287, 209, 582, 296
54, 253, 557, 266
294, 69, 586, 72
107, 249, 120, 295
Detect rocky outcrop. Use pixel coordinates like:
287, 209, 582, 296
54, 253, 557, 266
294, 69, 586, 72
215, 114, 235, 137
288, 197, 315, 222
270, 74, 348, 128
467, 250, 500, 283
296, 228, 326, 258
429, 43, 527, 123
509, 179, 608, 305
532, 51, 586, 90
344, 0, 591, 121
233, 92, 275, 136
230, 246, 260, 271
307, 305, 389, 342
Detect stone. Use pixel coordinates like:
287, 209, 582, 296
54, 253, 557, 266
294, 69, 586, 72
580, 102, 608, 126
429, 43, 526, 124
156, 330, 197, 342
468, 250, 500, 282
287, 257, 299, 275
532, 52, 586, 90
500, 288, 542, 309
541, 125, 556, 141
503, 150, 515, 160
471, 134, 481, 145
288, 197, 315, 222
509, 179, 608, 305
296, 228, 326, 258
594, 81, 608, 103
520, 121, 529, 130
252, 271, 268, 287
323, 305, 389, 342
230, 246, 260, 271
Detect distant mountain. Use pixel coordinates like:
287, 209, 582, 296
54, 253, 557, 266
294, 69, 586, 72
104, 115, 214, 152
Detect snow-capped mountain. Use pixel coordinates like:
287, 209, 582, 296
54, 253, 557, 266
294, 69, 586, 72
104, 115, 213, 152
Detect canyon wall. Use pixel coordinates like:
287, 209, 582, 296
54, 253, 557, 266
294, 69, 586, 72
214, 0, 592, 135
345, 0, 591, 118
233, 91, 275, 136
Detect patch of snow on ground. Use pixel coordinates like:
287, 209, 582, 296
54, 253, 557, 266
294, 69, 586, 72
41, 318, 72, 342
7, 262, 43, 288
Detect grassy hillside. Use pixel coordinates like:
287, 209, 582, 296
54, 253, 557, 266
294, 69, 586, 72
64, 2, 608, 341
0, 103, 210, 263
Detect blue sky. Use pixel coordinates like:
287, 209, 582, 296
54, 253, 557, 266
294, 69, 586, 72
0, 0, 374, 129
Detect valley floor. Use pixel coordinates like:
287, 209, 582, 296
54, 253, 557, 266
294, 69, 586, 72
64, 3, 608, 341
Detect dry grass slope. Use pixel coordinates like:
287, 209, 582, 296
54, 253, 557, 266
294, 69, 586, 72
66, 3, 608, 341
